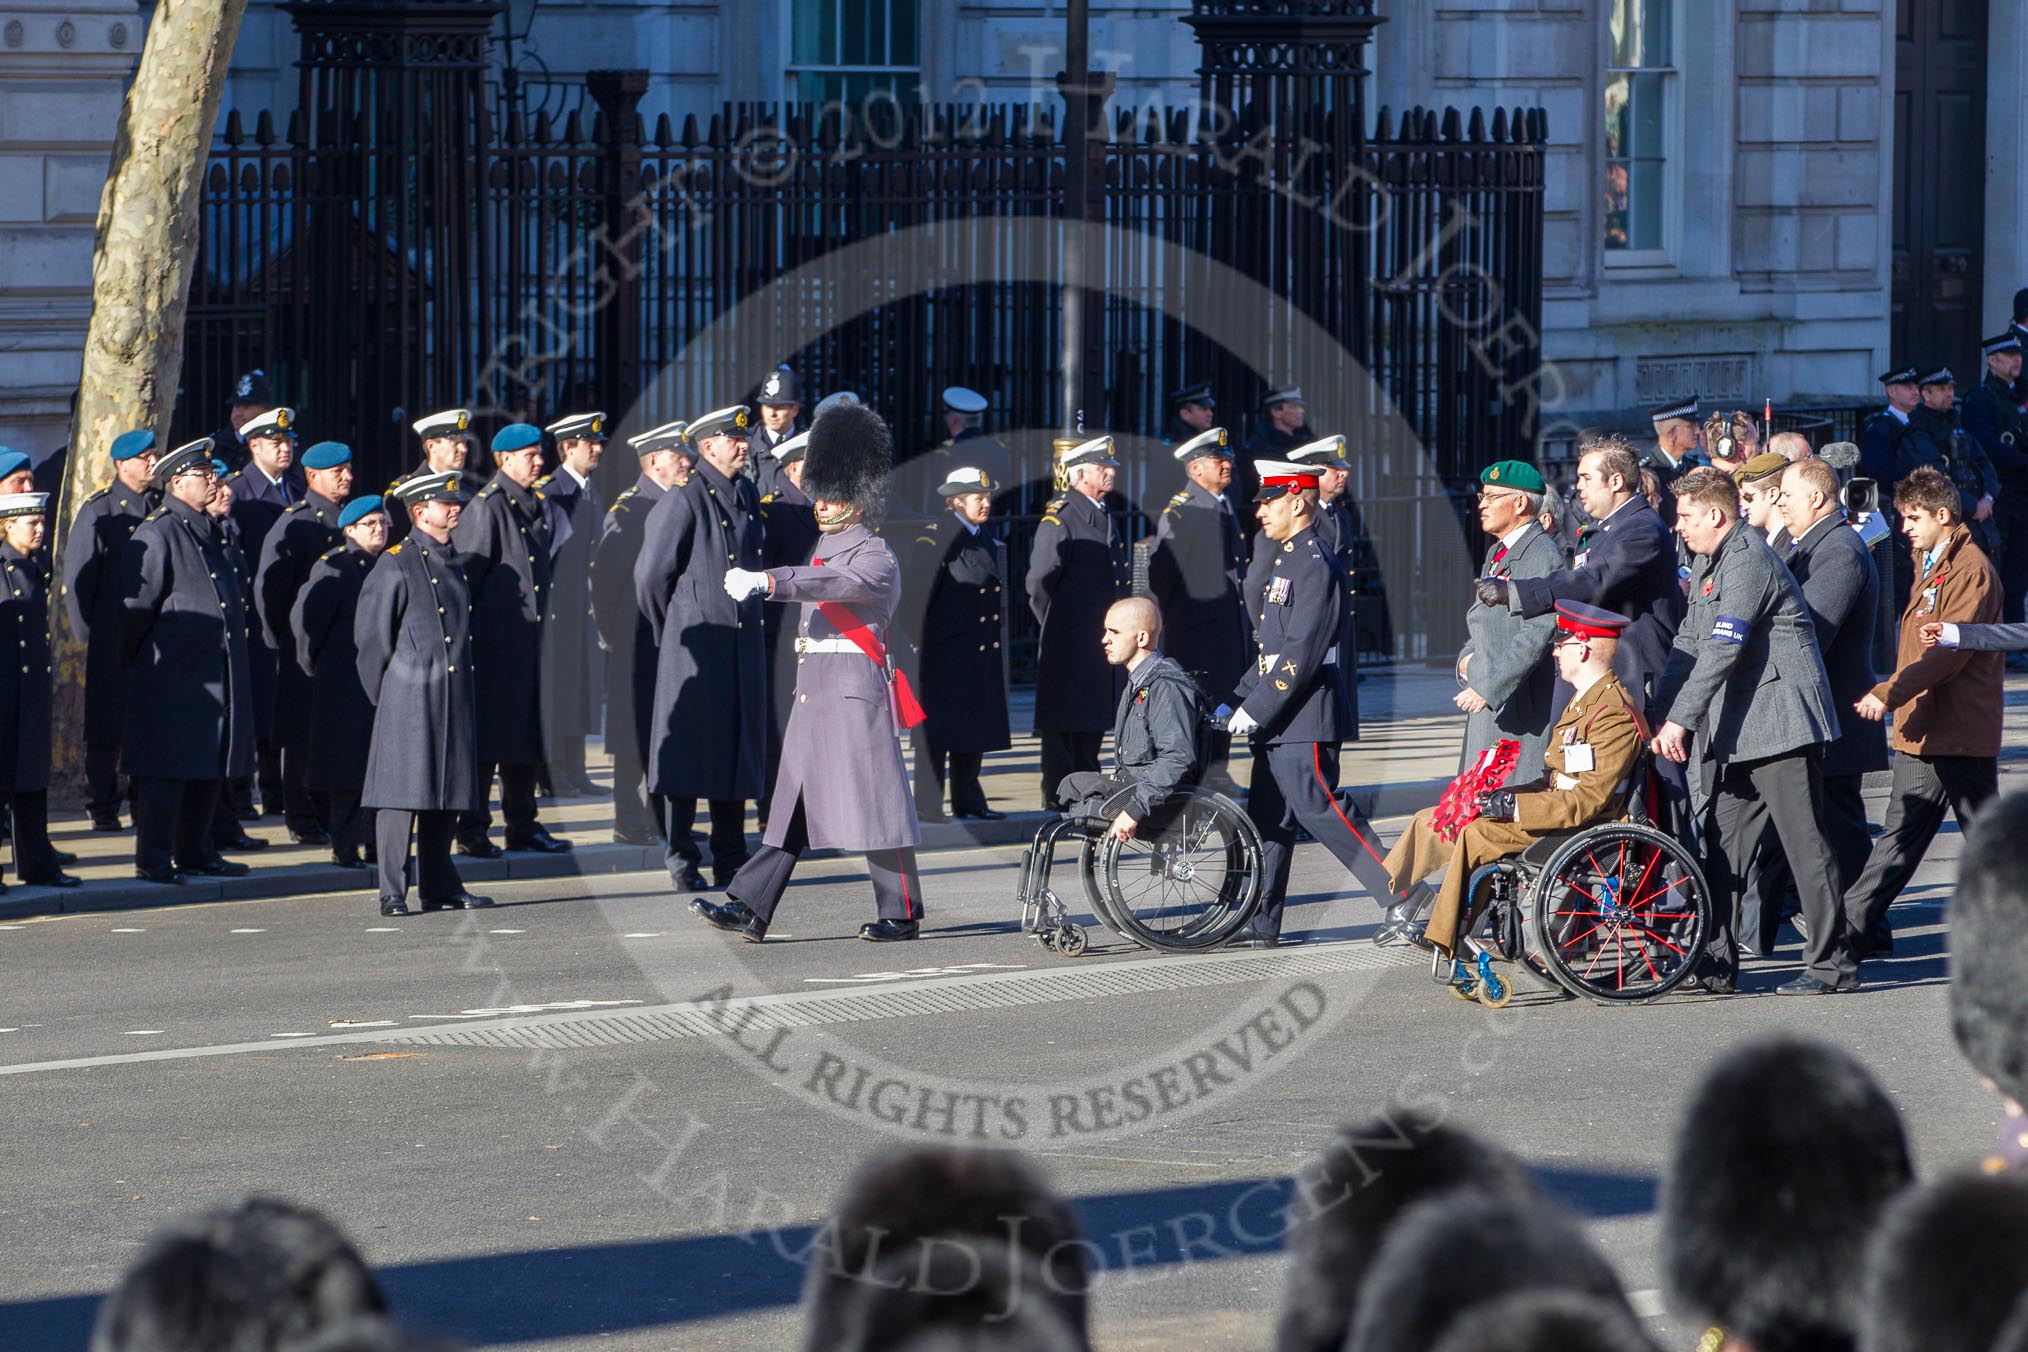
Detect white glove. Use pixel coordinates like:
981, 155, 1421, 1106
723, 568, 768, 601
1226, 707, 1258, 736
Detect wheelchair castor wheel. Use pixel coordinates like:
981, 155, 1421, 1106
1056, 925, 1088, 957
1448, 982, 1477, 1003
1476, 973, 1513, 1008
1035, 929, 1057, 952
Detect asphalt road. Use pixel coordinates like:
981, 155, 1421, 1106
0, 801, 2001, 1351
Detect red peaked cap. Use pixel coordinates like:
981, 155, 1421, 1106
1555, 601, 1629, 640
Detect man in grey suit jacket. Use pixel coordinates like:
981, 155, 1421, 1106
1652, 467, 1854, 996
1456, 460, 1562, 781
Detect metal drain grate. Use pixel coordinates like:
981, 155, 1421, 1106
390, 943, 1416, 1050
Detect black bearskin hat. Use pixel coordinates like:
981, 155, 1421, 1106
830, 1239, 1086, 1352
1344, 1194, 1631, 1352
1430, 1290, 1663, 1352
1860, 1173, 2028, 1352
1952, 790, 2028, 1105
802, 401, 893, 525
1661, 1036, 1913, 1352
1276, 1117, 1542, 1352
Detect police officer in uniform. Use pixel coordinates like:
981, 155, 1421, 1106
387, 408, 478, 543
635, 404, 766, 889
451, 422, 571, 857
751, 366, 803, 498
758, 430, 819, 827
253, 438, 353, 844
1166, 380, 1217, 445
119, 440, 256, 885
1961, 331, 2028, 627
1027, 435, 1130, 804
1229, 461, 1403, 947
208, 369, 274, 474
1641, 395, 1704, 514
905, 465, 1011, 821
0, 493, 78, 889
537, 411, 607, 798
63, 427, 158, 830
292, 495, 390, 870
1147, 427, 1249, 781
591, 420, 693, 846
1911, 366, 1999, 557
356, 471, 491, 916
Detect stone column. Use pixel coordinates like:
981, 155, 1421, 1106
0, 2, 141, 459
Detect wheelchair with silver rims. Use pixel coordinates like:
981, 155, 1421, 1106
1015, 781, 1265, 955
1435, 757, 1711, 1006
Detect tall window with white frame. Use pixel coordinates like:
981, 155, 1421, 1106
1603, 0, 1672, 256
790, 0, 922, 104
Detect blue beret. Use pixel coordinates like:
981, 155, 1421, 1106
110, 428, 156, 462
302, 440, 352, 470
210, 459, 229, 477
0, 449, 28, 481
339, 494, 386, 529
491, 422, 542, 454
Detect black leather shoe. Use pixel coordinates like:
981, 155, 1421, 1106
22, 871, 80, 889
691, 896, 768, 942
219, 832, 269, 852
1777, 974, 1856, 995
1692, 973, 1737, 995
185, 858, 251, 878
332, 852, 370, 870
379, 895, 412, 917
135, 866, 186, 885
289, 826, 332, 846
53, 848, 77, 865
421, 891, 495, 911
676, 866, 710, 891
455, 836, 504, 859
91, 813, 123, 832
859, 918, 920, 942
506, 829, 572, 853
953, 807, 1007, 821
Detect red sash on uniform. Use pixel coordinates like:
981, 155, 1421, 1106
809, 557, 928, 729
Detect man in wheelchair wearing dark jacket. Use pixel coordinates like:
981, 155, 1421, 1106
1056, 597, 1203, 840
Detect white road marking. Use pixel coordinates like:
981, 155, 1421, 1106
230, 928, 266, 935
269, 1032, 313, 1039
364, 927, 401, 933
110, 928, 145, 934
122, 1030, 163, 1036
330, 1020, 397, 1028
0, 924, 25, 930
0, 1028, 18, 1034
621, 932, 662, 938
487, 929, 526, 935
806, 963, 1029, 985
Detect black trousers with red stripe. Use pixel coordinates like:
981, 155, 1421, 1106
725, 792, 923, 925
1247, 740, 1399, 938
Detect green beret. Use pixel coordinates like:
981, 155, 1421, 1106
1479, 460, 1545, 494
1734, 451, 1790, 486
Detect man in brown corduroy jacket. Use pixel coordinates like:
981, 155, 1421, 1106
1843, 466, 2003, 966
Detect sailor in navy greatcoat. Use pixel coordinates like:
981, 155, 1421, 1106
591, 421, 691, 845
0, 494, 77, 888
118, 441, 256, 884
1147, 427, 1250, 784
1228, 461, 1403, 946
61, 427, 159, 829
355, 471, 490, 915
537, 411, 608, 797
292, 495, 391, 870
386, 407, 479, 545
635, 404, 766, 888
225, 406, 304, 817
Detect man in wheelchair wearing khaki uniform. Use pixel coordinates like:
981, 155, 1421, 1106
1383, 602, 1646, 955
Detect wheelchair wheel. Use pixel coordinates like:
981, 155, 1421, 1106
1527, 823, 1709, 1003
1082, 790, 1263, 952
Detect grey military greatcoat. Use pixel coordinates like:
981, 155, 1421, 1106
762, 523, 920, 852
1459, 522, 1563, 779
291, 543, 378, 793
62, 479, 154, 745
353, 536, 481, 812
254, 489, 345, 753
635, 459, 766, 800
117, 497, 257, 781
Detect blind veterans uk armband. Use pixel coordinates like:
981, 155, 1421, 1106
1710, 614, 1749, 645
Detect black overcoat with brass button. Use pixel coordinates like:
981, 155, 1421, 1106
0, 543, 52, 790
634, 458, 767, 800
1025, 490, 1129, 733
904, 515, 1010, 753
291, 542, 378, 792
353, 537, 481, 812
116, 496, 256, 780
62, 480, 154, 746
254, 490, 345, 754
451, 473, 555, 766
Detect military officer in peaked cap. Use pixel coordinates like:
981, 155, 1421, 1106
636, 403, 765, 889
252, 438, 354, 846
225, 404, 303, 818
388, 407, 478, 543
1455, 459, 1563, 783
691, 402, 928, 943
1289, 433, 1370, 738
1147, 426, 1250, 783
751, 366, 804, 498
1027, 434, 1131, 804
592, 420, 693, 846
0, 493, 78, 889
923, 386, 1013, 516
1961, 330, 2028, 629
451, 422, 571, 858
203, 454, 268, 856
904, 463, 1012, 822
538, 410, 608, 798
119, 440, 256, 885
1166, 379, 1217, 443
292, 494, 391, 870
758, 429, 819, 828
208, 368, 274, 474
63, 426, 159, 830
1228, 460, 1403, 947
1913, 364, 2000, 558
356, 471, 491, 916
1860, 363, 1934, 612
1237, 384, 1310, 521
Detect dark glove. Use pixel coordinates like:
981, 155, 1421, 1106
1475, 789, 1516, 821
1475, 577, 1509, 608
